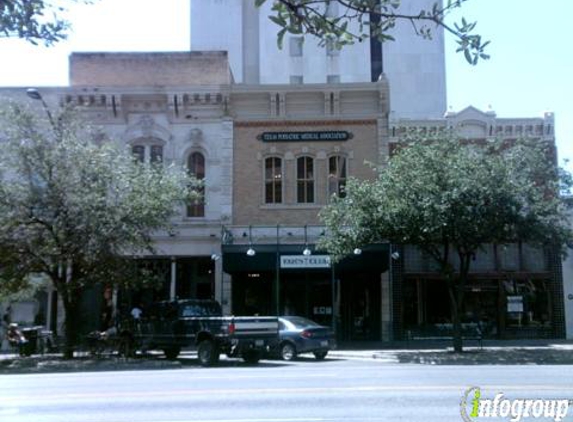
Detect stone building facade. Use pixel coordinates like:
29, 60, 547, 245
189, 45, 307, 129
389, 107, 565, 340
1, 52, 566, 344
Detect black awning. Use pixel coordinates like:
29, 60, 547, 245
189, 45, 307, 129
222, 243, 389, 273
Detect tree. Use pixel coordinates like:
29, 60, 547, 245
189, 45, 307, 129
0, 0, 93, 46
259, 0, 489, 65
319, 131, 571, 352
0, 102, 197, 358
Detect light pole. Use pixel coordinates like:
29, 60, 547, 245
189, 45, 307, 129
26, 88, 57, 130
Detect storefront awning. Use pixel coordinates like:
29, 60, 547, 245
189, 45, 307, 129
222, 243, 389, 273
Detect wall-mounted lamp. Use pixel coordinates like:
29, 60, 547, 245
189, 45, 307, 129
302, 224, 311, 256
353, 248, 362, 255
211, 253, 220, 261
391, 251, 400, 261
246, 225, 256, 256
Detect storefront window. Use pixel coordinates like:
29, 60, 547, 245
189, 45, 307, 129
504, 279, 550, 328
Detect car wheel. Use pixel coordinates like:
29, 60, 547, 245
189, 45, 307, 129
242, 350, 260, 364
163, 346, 181, 360
197, 339, 218, 367
313, 351, 328, 360
280, 342, 297, 361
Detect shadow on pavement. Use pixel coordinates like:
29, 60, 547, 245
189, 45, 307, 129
392, 347, 573, 365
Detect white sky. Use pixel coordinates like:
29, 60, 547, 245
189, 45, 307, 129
0, 0, 571, 168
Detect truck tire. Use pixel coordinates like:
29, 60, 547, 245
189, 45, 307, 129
197, 339, 218, 367
313, 351, 328, 360
164, 346, 181, 360
242, 350, 261, 364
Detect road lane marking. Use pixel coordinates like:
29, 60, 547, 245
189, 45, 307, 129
3, 384, 573, 405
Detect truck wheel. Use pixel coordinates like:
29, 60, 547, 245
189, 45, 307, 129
118, 335, 135, 358
197, 340, 218, 367
280, 342, 297, 361
164, 346, 181, 360
313, 351, 328, 360
242, 350, 260, 364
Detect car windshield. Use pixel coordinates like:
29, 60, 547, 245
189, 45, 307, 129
283, 316, 322, 329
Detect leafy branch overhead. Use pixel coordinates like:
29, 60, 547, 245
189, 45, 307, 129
257, 0, 490, 65
0, 0, 94, 45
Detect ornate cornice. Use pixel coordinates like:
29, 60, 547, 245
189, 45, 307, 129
235, 119, 377, 128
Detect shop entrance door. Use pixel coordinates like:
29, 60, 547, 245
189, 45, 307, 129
339, 273, 381, 341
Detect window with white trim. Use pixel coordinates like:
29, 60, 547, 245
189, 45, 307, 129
328, 155, 347, 198
297, 156, 314, 203
265, 157, 283, 204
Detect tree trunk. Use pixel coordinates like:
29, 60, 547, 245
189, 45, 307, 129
61, 290, 79, 360
448, 285, 464, 353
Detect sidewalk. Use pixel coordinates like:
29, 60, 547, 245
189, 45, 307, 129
329, 339, 573, 365
2, 339, 573, 373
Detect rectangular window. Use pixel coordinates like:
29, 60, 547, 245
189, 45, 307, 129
328, 155, 347, 198
265, 157, 282, 204
327, 74, 340, 84
297, 156, 314, 203
289, 37, 303, 57
290, 75, 303, 85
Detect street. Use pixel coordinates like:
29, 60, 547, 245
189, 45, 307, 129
2, 355, 573, 422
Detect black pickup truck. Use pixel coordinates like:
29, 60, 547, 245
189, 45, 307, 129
120, 299, 279, 366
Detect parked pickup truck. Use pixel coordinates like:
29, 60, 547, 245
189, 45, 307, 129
121, 299, 279, 366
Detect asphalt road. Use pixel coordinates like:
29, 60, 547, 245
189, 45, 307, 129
2, 356, 573, 422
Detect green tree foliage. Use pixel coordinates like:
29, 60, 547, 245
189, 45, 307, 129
0, 0, 93, 45
0, 102, 197, 357
319, 131, 571, 351
258, 0, 489, 65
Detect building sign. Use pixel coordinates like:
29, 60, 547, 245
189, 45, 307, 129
507, 295, 524, 313
280, 255, 332, 269
258, 131, 352, 142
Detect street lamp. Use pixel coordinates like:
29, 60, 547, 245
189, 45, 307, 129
26, 88, 56, 130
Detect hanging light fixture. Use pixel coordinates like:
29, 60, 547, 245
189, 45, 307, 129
246, 225, 256, 256
302, 224, 311, 256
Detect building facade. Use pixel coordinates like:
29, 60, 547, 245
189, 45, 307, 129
390, 106, 566, 340
190, 0, 447, 119
0, 52, 235, 336
1, 51, 567, 344
223, 79, 394, 341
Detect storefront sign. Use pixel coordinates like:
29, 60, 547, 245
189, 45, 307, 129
507, 295, 524, 313
258, 131, 352, 142
280, 255, 332, 269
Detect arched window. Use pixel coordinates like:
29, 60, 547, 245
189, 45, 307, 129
187, 152, 205, 217
328, 155, 347, 198
131, 141, 163, 164
265, 157, 282, 204
297, 156, 314, 203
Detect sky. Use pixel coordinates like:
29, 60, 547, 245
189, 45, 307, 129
0, 0, 571, 168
